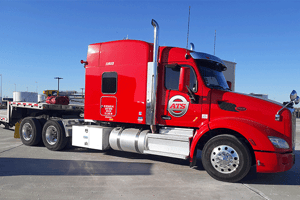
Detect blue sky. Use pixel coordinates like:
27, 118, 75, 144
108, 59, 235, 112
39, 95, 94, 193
0, 0, 299, 105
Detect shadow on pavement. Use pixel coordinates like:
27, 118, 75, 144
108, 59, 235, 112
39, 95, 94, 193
242, 150, 300, 185
67, 147, 204, 169
0, 126, 14, 131
65, 146, 191, 166
103, 150, 191, 167
0, 157, 153, 176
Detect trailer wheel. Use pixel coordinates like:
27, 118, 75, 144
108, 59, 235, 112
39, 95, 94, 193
4, 124, 10, 129
19, 117, 42, 146
201, 134, 251, 183
38, 118, 47, 128
42, 120, 67, 151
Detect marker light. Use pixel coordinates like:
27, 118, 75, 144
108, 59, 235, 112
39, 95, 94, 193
81, 60, 88, 65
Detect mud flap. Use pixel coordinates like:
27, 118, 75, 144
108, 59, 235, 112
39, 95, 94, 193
14, 122, 20, 138
190, 148, 197, 168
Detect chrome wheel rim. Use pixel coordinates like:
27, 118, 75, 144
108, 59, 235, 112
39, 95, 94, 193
45, 125, 58, 145
210, 145, 239, 174
22, 123, 33, 141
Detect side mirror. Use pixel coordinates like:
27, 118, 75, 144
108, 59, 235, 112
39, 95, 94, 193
227, 81, 232, 90
290, 90, 297, 101
179, 67, 190, 93
295, 96, 300, 105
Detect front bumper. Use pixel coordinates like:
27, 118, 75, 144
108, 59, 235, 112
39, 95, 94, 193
255, 151, 295, 173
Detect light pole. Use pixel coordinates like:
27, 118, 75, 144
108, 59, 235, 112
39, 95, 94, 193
35, 81, 38, 93
80, 88, 84, 97
14, 83, 16, 92
54, 77, 63, 95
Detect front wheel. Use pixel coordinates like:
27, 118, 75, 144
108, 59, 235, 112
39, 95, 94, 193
42, 120, 67, 151
201, 134, 252, 182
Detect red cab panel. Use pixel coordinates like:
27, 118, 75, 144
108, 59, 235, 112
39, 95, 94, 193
84, 40, 153, 125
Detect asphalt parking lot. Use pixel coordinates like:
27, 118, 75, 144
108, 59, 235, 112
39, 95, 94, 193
0, 118, 299, 200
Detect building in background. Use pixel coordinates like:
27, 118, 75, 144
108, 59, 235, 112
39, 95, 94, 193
13, 92, 38, 102
222, 60, 236, 91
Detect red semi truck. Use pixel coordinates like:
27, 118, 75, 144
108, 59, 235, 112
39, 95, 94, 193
1, 19, 298, 182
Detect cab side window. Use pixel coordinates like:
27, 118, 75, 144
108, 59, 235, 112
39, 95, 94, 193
102, 72, 117, 94
165, 67, 180, 90
189, 66, 197, 92
165, 65, 197, 92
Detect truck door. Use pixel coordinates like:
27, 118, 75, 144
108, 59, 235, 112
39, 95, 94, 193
157, 63, 202, 127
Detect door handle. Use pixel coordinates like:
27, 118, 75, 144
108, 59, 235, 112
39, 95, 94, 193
161, 115, 171, 120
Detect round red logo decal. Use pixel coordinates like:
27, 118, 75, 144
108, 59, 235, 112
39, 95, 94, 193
168, 95, 189, 117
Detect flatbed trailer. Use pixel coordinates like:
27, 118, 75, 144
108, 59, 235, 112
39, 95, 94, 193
0, 101, 84, 129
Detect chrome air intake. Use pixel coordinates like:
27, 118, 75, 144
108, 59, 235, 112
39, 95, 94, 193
190, 43, 195, 51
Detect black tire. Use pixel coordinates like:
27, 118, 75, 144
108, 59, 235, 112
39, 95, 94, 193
37, 118, 47, 146
19, 117, 42, 146
42, 120, 67, 151
201, 134, 252, 182
38, 118, 47, 128
4, 124, 10, 129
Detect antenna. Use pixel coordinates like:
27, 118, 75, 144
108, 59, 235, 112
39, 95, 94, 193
214, 30, 216, 55
186, 6, 191, 49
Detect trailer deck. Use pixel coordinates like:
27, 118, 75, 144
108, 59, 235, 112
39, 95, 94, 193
0, 102, 84, 127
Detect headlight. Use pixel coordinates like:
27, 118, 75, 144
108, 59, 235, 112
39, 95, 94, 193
268, 136, 290, 149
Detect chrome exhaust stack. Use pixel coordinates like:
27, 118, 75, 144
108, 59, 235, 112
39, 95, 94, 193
151, 19, 159, 65
151, 19, 159, 127
146, 19, 159, 131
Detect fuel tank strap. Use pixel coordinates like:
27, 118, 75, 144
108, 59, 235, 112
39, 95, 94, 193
134, 129, 143, 153
117, 128, 125, 151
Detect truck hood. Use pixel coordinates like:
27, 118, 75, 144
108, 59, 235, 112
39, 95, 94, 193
209, 89, 293, 150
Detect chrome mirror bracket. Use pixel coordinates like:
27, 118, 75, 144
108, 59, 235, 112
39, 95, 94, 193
275, 90, 298, 121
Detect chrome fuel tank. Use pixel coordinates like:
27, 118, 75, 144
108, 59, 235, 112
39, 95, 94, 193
109, 127, 150, 153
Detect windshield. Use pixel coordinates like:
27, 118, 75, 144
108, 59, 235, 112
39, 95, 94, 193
195, 59, 230, 91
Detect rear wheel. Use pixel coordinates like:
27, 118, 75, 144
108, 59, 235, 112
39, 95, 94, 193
201, 134, 252, 182
19, 117, 42, 146
42, 120, 67, 151
38, 118, 47, 127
